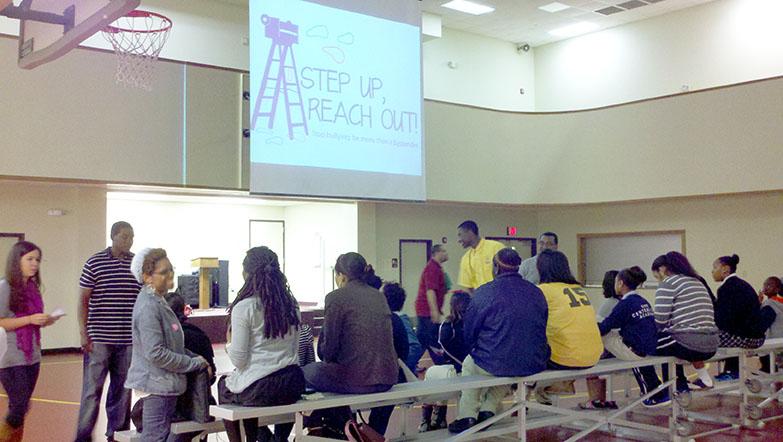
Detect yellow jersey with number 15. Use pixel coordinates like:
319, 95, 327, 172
538, 282, 603, 368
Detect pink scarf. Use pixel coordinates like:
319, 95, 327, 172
15, 280, 44, 363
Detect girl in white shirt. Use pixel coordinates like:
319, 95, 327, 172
218, 246, 305, 442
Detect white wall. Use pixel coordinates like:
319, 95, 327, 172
283, 202, 358, 306
106, 192, 286, 298
534, 0, 783, 111
424, 28, 535, 111
105, 193, 357, 307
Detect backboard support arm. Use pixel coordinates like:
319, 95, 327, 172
1, 3, 75, 32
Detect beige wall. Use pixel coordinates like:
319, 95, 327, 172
538, 192, 783, 304
0, 180, 106, 349
5, 34, 783, 205
424, 77, 783, 204
367, 201, 539, 288
3, 179, 783, 349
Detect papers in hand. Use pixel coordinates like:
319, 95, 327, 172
50, 308, 66, 318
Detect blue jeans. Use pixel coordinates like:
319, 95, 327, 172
141, 395, 178, 442
75, 343, 132, 441
0, 363, 40, 428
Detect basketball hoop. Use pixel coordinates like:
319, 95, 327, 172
102, 10, 171, 90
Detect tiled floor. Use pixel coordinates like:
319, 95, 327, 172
3, 348, 783, 441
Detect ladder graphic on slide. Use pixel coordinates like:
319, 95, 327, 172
252, 15, 308, 140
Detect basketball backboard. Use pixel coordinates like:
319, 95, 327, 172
0, 0, 139, 69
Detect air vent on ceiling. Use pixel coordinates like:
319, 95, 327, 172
595, 0, 665, 16
618, 0, 648, 9
596, 6, 623, 15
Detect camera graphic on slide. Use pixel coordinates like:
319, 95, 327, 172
251, 15, 309, 141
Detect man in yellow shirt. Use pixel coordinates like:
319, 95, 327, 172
456, 220, 504, 294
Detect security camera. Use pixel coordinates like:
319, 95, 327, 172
517, 43, 531, 53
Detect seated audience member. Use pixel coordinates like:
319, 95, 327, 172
590, 267, 661, 408
420, 291, 471, 432
535, 250, 603, 404
368, 282, 410, 436
303, 253, 398, 436
596, 270, 621, 322
712, 254, 766, 382
165, 291, 216, 380
125, 249, 210, 442
645, 252, 718, 404
581, 270, 620, 410
298, 323, 316, 367
382, 283, 423, 373
448, 248, 549, 433
362, 265, 383, 290
759, 276, 783, 372
219, 247, 305, 442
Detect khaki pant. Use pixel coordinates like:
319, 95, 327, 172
456, 355, 511, 419
602, 330, 643, 361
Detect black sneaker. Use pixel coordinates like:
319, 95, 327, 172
477, 411, 494, 423
448, 417, 477, 433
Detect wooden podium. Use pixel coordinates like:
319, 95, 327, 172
191, 257, 219, 309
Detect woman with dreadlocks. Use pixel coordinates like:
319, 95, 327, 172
218, 246, 305, 442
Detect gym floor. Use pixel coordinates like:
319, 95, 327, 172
2, 348, 783, 441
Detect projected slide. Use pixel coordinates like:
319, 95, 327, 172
249, 0, 425, 201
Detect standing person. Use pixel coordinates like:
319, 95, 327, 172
519, 232, 559, 285
534, 250, 603, 404
448, 248, 549, 433
415, 244, 448, 365
125, 248, 210, 442
130, 291, 216, 442
456, 221, 504, 294
712, 254, 766, 381
75, 221, 141, 442
646, 252, 718, 402
0, 241, 61, 441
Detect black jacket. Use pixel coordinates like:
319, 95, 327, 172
715, 276, 765, 339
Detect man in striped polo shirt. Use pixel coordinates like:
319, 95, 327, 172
75, 221, 141, 442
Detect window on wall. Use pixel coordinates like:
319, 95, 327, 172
578, 230, 685, 287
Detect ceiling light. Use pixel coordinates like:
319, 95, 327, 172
441, 0, 495, 15
539, 2, 570, 13
548, 21, 600, 38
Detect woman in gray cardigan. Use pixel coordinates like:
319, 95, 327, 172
125, 249, 209, 442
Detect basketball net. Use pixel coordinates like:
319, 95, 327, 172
102, 10, 171, 90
